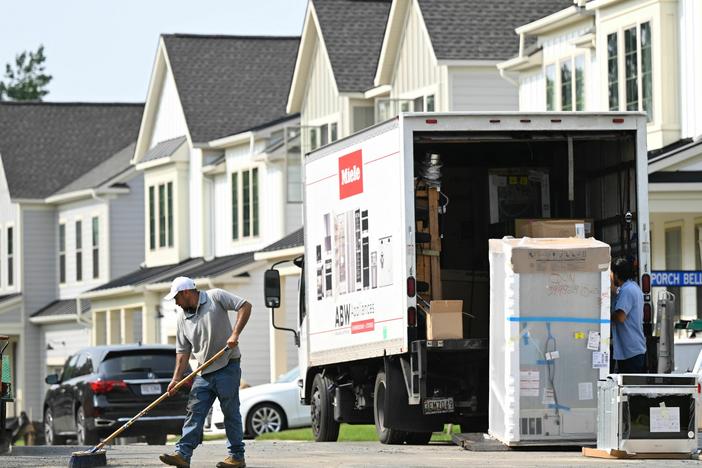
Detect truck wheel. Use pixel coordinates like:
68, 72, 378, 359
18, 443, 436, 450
404, 431, 432, 445
374, 370, 406, 445
311, 373, 339, 442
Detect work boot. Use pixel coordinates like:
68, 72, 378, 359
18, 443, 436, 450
216, 456, 246, 468
159, 452, 190, 468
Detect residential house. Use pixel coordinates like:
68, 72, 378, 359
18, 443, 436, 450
498, 0, 702, 327
81, 34, 302, 385
287, 0, 572, 147
0, 102, 143, 419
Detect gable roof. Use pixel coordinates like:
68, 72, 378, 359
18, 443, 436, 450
53, 142, 136, 196
31, 299, 90, 319
259, 228, 304, 253
142, 136, 187, 163
161, 34, 300, 144
417, 0, 573, 61
313, 0, 392, 92
0, 102, 143, 200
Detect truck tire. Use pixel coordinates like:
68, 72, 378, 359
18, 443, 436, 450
311, 373, 339, 442
403, 431, 432, 445
373, 370, 406, 445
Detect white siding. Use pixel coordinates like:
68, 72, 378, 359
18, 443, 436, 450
391, 0, 441, 103
0, 303, 21, 324
57, 199, 109, 299
21, 207, 58, 418
519, 70, 546, 111
189, 149, 204, 258
301, 40, 341, 128
109, 172, 145, 279
680, 0, 702, 139
285, 203, 303, 235
0, 156, 20, 295
151, 68, 189, 148
213, 173, 229, 257
450, 67, 518, 111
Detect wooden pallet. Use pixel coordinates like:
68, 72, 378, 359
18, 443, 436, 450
582, 447, 693, 460
415, 186, 442, 302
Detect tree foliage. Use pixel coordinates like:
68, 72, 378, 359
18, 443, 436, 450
0, 45, 52, 101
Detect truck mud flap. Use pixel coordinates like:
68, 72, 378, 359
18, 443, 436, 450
382, 357, 444, 433
334, 386, 373, 424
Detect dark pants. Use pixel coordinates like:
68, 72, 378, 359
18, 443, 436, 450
616, 353, 646, 373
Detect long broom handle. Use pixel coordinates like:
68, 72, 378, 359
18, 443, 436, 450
92, 346, 229, 452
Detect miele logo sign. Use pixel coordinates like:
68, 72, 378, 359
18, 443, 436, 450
338, 150, 363, 199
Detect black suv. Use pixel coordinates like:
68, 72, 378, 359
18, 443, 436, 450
43, 344, 190, 445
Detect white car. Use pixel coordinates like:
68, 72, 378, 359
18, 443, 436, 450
206, 367, 310, 437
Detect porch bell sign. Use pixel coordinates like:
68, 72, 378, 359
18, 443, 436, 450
651, 271, 702, 287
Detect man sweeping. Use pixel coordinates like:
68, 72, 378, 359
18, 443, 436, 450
159, 277, 251, 468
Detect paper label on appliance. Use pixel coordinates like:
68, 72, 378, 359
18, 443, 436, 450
520, 371, 540, 396
592, 351, 608, 369
520, 371, 539, 381
587, 331, 600, 351
542, 387, 555, 405
521, 388, 540, 397
578, 382, 593, 400
545, 350, 560, 360
650, 407, 680, 432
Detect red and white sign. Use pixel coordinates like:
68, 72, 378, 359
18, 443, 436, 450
338, 150, 363, 199
351, 319, 375, 334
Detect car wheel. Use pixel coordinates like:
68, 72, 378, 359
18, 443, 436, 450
44, 408, 67, 446
76, 406, 99, 446
246, 403, 287, 437
374, 370, 406, 445
146, 434, 168, 445
310, 373, 339, 442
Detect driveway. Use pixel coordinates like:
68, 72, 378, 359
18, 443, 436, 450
4, 441, 702, 467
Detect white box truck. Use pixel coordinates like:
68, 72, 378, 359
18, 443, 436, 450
264, 112, 652, 444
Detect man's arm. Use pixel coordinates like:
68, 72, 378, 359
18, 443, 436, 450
167, 352, 191, 396
612, 309, 627, 323
227, 301, 252, 348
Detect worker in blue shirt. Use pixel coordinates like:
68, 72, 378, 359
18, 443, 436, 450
611, 257, 647, 373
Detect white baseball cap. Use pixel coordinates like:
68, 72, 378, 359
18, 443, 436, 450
164, 276, 196, 300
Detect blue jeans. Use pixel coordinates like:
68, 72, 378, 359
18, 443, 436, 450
176, 360, 244, 461
616, 353, 646, 373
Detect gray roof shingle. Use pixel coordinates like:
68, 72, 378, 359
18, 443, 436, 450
142, 136, 187, 163
417, 0, 573, 61
31, 299, 90, 318
162, 34, 300, 143
259, 228, 304, 253
0, 102, 143, 199
54, 142, 136, 196
313, 0, 392, 92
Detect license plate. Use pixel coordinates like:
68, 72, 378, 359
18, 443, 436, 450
423, 397, 454, 415
141, 383, 161, 395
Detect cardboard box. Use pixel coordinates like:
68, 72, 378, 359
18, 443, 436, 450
515, 218, 593, 238
426, 300, 463, 340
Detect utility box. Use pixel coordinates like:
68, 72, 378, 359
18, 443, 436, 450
488, 237, 611, 446
598, 374, 698, 454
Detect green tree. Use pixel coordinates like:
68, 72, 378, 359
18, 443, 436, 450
0, 45, 52, 101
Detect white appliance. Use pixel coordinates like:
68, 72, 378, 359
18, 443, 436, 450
598, 374, 698, 454
488, 237, 611, 446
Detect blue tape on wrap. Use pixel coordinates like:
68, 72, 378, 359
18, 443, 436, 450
547, 403, 571, 411
508, 316, 609, 324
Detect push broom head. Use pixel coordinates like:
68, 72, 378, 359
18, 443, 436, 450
68, 448, 107, 468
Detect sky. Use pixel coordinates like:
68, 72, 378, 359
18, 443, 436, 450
0, 0, 308, 102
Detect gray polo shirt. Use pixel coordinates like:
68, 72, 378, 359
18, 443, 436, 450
176, 288, 247, 375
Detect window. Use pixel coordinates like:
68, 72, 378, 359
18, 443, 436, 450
413, 96, 424, 112
607, 32, 619, 111
574, 55, 585, 111
641, 22, 653, 120
353, 107, 375, 133
75, 220, 82, 281
92, 217, 99, 279
158, 184, 166, 247
330, 123, 338, 142
546, 65, 555, 111
560, 60, 573, 111
320, 124, 329, 147
665, 225, 682, 322
426, 95, 435, 112
309, 128, 318, 151
608, 22, 653, 119
167, 182, 173, 247
148, 186, 155, 250
232, 168, 260, 240
7, 227, 12, 286
624, 26, 638, 111
232, 172, 239, 240
59, 224, 66, 283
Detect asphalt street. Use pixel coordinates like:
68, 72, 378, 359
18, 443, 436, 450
2, 441, 702, 468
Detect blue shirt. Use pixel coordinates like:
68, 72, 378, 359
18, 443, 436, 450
612, 280, 647, 360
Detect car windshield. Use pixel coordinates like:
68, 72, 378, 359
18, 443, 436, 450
100, 351, 175, 377
276, 367, 299, 383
